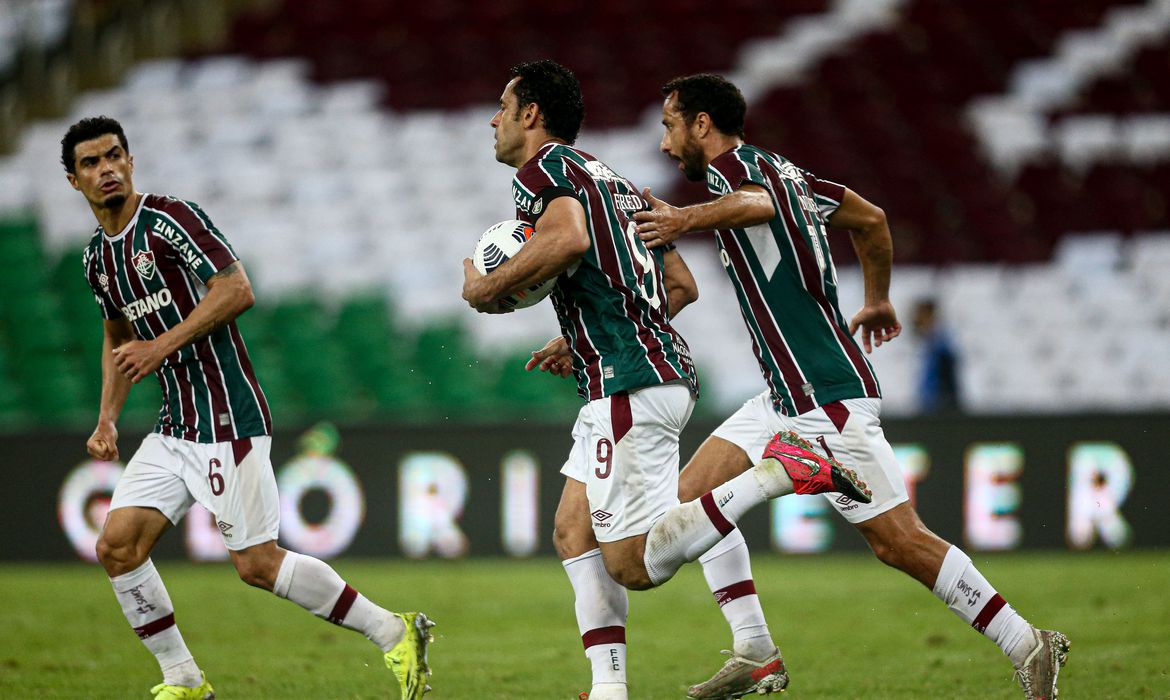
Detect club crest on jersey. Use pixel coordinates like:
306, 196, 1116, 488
132, 250, 157, 280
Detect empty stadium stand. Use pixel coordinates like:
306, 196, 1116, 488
0, 0, 1166, 428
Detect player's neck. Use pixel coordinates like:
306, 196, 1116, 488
95, 191, 143, 236
705, 135, 743, 166
519, 135, 567, 165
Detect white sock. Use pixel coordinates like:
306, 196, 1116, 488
110, 559, 201, 687
932, 546, 1034, 664
643, 468, 773, 586
699, 529, 776, 661
562, 549, 628, 690
587, 682, 629, 700
273, 551, 405, 652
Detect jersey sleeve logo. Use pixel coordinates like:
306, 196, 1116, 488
98, 272, 110, 293
584, 160, 622, 182
778, 161, 805, 182
132, 250, 157, 280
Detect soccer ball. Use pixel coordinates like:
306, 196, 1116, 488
472, 219, 557, 310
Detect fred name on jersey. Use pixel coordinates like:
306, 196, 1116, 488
513, 159, 645, 216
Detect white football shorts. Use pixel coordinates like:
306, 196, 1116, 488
109, 433, 280, 550
561, 381, 695, 542
712, 392, 908, 523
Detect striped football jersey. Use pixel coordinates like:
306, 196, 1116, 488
706, 144, 880, 416
82, 194, 271, 442
513, 142, 697, 401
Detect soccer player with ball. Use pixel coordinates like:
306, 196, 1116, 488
462, 60, 872, 700
63, 116, 434, 700
632, 73, 1069, 700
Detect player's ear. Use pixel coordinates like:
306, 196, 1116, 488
693, 112, 712, 139
66, 172, 79, 191
522, 102, 541, 129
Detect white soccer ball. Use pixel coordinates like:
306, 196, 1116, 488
472, 219, 557, 310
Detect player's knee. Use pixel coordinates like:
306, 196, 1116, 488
552, 526, 572, 559
235, 561, 271, 589
553, 525, 592, 560
603, 559, 654, 591
552, 510, 595, 560
95, 534, 146, 576
868, 538, 903, 569
233, 554, 278, 590
868, 528, 933, 571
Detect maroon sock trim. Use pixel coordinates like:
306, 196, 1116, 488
134, 613, 176, 639
972, 593, 1007, 633
713, 579, 758, 607
327, 584, 358, 625
581, 625, 626, 649
700, 492, 736, 536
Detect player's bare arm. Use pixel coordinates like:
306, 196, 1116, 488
462, 196, 591, 313
634, 184, 774, 249
111, 261, 255, 382
828, 188, 901, 353
662, 247, 698, 319
88, 317, 135, 460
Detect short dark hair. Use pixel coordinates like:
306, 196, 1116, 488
509, 60, 585, 144
61, 116, 129, 174
661, 74, 746, 139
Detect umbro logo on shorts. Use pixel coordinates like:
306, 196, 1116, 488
835, 494, 853, 505
217, 520, 234, 538
591, 509, 613, 523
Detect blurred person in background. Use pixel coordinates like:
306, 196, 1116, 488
633, 73, 1067, 700
63, 116, 434, 700
463, 60, 870, 700
912, 298, 962, 414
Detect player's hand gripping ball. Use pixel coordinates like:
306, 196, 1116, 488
472, 219, 557, 310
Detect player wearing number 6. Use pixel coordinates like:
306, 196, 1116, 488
463, 61, 873, 700
64, 116, 434, 700
634, 73, 1068, 699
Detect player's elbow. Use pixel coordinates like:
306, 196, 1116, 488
239, 285, 255, 313
232, 281, 256, 316
860, 205, 887, 233
565, 229, 591, 258
844, 201, 887, 238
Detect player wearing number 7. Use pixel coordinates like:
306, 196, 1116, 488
63, 116, 434, 700
463, 61, 872, 700
633, 73, 1069, 699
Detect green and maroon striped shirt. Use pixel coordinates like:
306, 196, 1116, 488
82, 194, 271, 442
707, 145, 880, 416
513, 143, 697, 401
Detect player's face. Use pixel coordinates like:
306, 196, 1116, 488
491, 78, 525, 167
660, 93, 706, 182
67, 134, 134, 210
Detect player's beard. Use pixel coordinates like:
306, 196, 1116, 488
100, 191, 127, 210
678, 139, 706, 181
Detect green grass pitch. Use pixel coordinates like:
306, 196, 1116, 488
2, 551, 1167, 698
